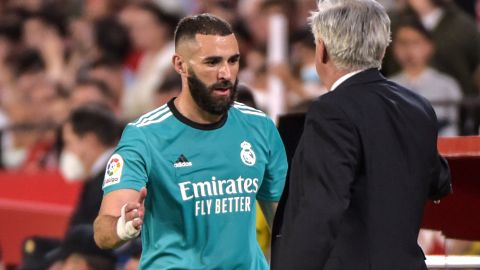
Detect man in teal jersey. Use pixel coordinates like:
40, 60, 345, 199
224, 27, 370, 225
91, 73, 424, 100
93, 14, 287, 269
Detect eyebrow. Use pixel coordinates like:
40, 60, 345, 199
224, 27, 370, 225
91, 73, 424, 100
229, 54, 241, 61
202, 53, 241, 63
203, 56, 223, 63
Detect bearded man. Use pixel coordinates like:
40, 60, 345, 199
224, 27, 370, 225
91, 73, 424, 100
93, 14, 287, 269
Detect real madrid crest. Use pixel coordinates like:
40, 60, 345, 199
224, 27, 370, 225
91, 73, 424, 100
240, 141, 256, 166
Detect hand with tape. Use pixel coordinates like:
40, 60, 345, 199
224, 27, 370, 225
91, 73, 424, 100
117, 187, 147, 240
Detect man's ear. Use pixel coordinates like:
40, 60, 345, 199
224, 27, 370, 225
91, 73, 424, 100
316, 39, 329, 64
172, 54, 187, 75
83, 132, 100, 148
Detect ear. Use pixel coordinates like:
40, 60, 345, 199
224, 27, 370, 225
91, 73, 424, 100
316, 39, 329, 64
82, 132, 100, 147
172, 54, 187, 75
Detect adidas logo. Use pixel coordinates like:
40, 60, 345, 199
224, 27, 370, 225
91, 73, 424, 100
174, 154, 192, 168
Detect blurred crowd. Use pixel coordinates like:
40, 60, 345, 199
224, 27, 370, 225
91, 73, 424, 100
0, 0, 479, 173
0, 0, 478, 269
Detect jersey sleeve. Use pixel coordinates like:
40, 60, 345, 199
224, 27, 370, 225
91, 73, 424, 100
257, 118, 288, 202
102, 124, 150, 195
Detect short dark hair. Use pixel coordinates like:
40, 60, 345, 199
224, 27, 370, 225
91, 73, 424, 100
83, 254, 116, 270
11, 48, 45, 77
290, 28, 315, 49
59, 225, 116, 270
93, 16, 131, 63
87, 56, 123, 70
394, 15, 433, 42
67, 105, 119, 147
128, 2, 179, 33
74, 78, 115, 102
174, 13, 233, 48
0, 14, 22, 43
23, 9, 68, 37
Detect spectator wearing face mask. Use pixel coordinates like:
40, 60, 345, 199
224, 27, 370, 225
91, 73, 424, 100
390, 17, 462, 136
60, 104, 120, 230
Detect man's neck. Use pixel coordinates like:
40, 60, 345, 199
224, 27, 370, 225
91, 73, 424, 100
404, 66, 427, 79
174, 93, 224, 124
89, 147, 114, 177
85, 145, 109, 178
324, 69, 352, 90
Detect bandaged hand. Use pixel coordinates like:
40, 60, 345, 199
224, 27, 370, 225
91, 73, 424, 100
116, 187, 147, 240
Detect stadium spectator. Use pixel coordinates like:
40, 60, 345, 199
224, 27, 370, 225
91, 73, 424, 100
17, 236, 61, 270
60, 105, 119, 229
1, 49, 61, 171
70, 78, 118, 115
92, 16, 131, 65
83, 57, 126, 109
385, 0, 480, 134
390, 17, 462, 136
82, 0, 127, 21
21, 9, 67, 83
120, 2, 178, 119
54, 225, 116, 270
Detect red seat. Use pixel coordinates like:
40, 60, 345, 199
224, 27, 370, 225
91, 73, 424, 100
422, 136, 480, 241
0, 170, 81, 266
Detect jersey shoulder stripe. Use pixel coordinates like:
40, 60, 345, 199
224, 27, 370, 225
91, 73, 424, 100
237, 110, 267, 117
131, 104, 168, 126
137, 106, 171, 126
136, 111, 173, 127
129, 107, 172, 127
233, 102, 264, 113
232, 103, 267, 117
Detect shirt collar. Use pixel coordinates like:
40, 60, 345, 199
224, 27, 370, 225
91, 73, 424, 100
330, 69, 364, 91
91, 148, 115, 177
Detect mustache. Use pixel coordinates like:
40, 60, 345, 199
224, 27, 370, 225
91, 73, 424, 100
210, 80, 234, 90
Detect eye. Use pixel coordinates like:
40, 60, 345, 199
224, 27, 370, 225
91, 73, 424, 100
204, 58, 221, 66
228, 56, 240, 64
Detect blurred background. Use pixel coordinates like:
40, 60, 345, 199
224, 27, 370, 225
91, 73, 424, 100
0, 0, 478, 269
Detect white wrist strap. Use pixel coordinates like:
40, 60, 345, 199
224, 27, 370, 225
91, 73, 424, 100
116, 204, 141, 240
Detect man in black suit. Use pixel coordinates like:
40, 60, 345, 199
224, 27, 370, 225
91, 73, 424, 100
271, 0, 452, 269
60, 105, 119, 229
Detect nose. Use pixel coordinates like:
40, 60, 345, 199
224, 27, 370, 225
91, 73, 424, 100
218, 62, 231, 81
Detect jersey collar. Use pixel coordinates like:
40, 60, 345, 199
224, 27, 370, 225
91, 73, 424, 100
168, 98, 228, 130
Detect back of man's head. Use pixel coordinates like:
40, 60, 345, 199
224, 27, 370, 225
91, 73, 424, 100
67, 105, 119, 148
309, 0, 391, 71
174, 13, 233, 49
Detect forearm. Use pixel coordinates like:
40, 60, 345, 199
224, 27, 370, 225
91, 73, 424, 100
93, 214, 126, 249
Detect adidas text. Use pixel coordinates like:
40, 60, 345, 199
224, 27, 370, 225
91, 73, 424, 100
174, 161, 192, 168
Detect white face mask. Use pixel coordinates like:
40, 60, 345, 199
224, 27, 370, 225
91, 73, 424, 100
60, 151, 86, 182
2, 147, 27, 169
300, 65, 321, 83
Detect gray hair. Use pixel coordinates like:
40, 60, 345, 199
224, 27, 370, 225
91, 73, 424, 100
309, 0, 391, 71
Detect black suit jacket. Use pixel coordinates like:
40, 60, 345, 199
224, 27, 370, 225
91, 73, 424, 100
271, 69, 451, 270
68, 171, 104, 230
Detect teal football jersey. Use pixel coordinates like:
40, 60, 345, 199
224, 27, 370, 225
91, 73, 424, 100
103, 99, 288, 269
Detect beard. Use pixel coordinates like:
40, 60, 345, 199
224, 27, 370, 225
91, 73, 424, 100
187, 69, 238, 116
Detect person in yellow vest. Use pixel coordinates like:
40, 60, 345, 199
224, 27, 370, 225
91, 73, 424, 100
256, 201, 271, 258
